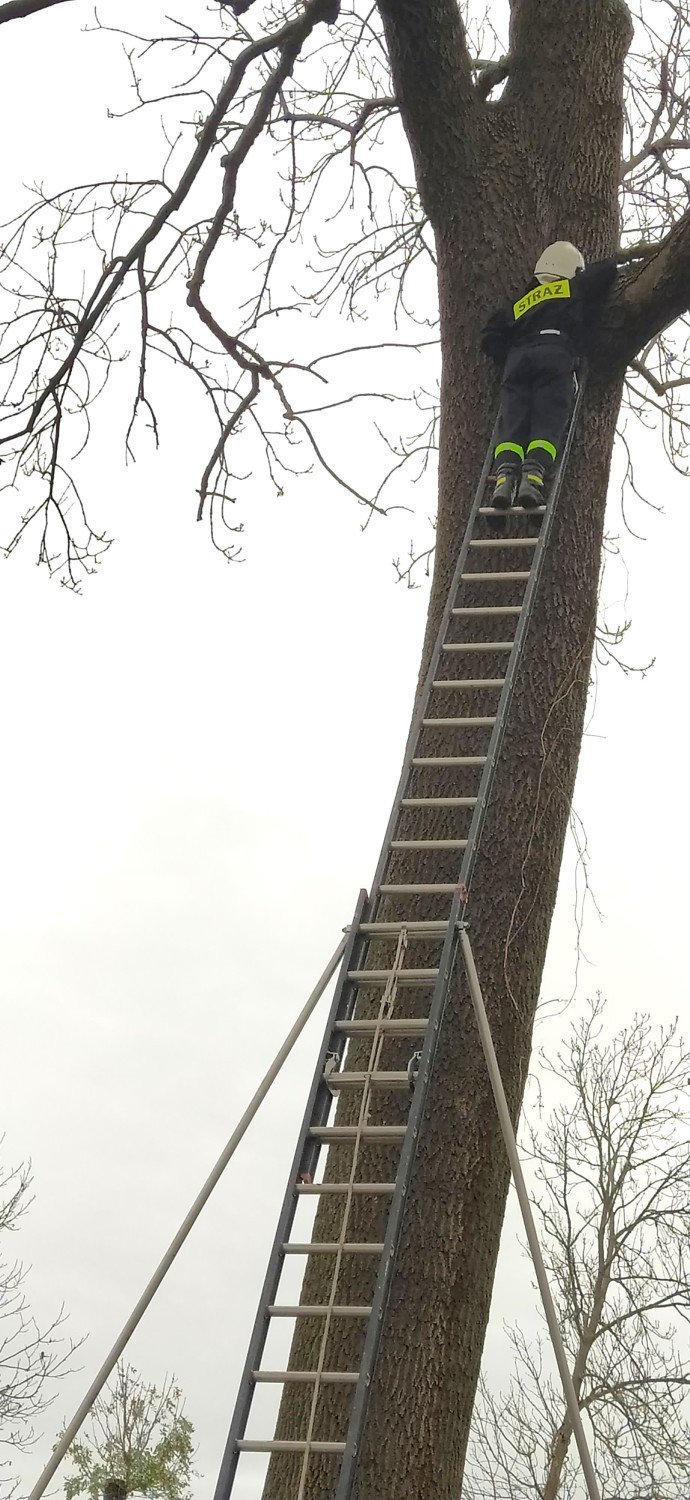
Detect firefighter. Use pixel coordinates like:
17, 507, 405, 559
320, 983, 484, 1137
480, 242, 618, 527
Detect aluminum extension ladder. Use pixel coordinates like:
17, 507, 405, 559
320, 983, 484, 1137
214, 378, 586, 1500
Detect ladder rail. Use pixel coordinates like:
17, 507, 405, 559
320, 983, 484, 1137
212, 889, 369, 1500
456, 372, 586, 904
215, 377, 588, 1500
296, 933, 410, 1500
336, 374, 587, 1494
334, 914, 462, 1499
367, 421, 499, 904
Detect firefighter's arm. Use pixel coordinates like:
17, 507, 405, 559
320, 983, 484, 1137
480, 307, 511, 364
578, 258, 619, 298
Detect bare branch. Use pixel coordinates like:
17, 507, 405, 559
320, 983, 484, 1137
0, 1153, 81, 1495
630, 356, 690, 396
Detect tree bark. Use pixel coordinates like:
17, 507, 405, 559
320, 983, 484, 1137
263, 4, 690, 1497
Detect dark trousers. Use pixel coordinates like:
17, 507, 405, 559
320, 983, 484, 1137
495, 341, 576, 466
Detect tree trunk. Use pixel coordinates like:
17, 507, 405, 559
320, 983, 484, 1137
263, 4, 639, 1497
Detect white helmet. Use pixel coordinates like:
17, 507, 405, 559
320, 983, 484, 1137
534, 241, 585, 283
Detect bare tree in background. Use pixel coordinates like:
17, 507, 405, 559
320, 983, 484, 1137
466, 1001, 690, 1500
4, 2, 690, 1496
0, 1154, 79, 1498
62, 1363, 196, 1500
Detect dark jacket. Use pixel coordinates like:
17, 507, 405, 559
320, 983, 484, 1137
481, 259, 618, 366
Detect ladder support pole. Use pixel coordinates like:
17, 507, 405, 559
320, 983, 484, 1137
459, 927, 602, 1500
27, 935, 348, 1500
213, 891, 371, 1500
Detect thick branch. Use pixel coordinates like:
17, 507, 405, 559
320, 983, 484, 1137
373, 0, 479, 221
600, 210, 690, 374
474, 58, 510, 103
630, 359, 690, 397
0, 0, 72, 19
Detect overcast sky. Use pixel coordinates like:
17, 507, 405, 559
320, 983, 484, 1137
1, 6, 689, 1500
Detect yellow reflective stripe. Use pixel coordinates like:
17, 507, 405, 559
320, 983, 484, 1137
513, 279, 571, 321
495, 441, 524, 459
527, 440, 557, 461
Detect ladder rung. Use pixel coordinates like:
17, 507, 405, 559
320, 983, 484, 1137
422, 716, 495, 728
308, 1125, 406, 1143
296, 1181, 395, 1195
268, 1305, 372, 1317
355, 919, 452, 933
412, 755, 486, 766
379, 883, 458, 895
390, 838, 467, 851
401, 797, 476, 808
432, 679, 505, 689
469, 537, 538, 548
435, 678, 504, 687
442, 642, 513, 652
460, 571, 530, 582
334, 1017, 428, 1035
326, 1071, 410, 1091
348, 967, 439, 984
479, 505, 545, 515
283, 1242, 385, 1254
237, 1439, 347, 1454
252, 1370, 360, 1384
452, 606, 521, 616
224, 420, 579, 1482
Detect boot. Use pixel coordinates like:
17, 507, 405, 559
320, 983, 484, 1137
517, 457, 548, 511
487, 460, 519, 533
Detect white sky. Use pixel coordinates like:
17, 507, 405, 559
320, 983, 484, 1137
1, 5, 689, 1500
